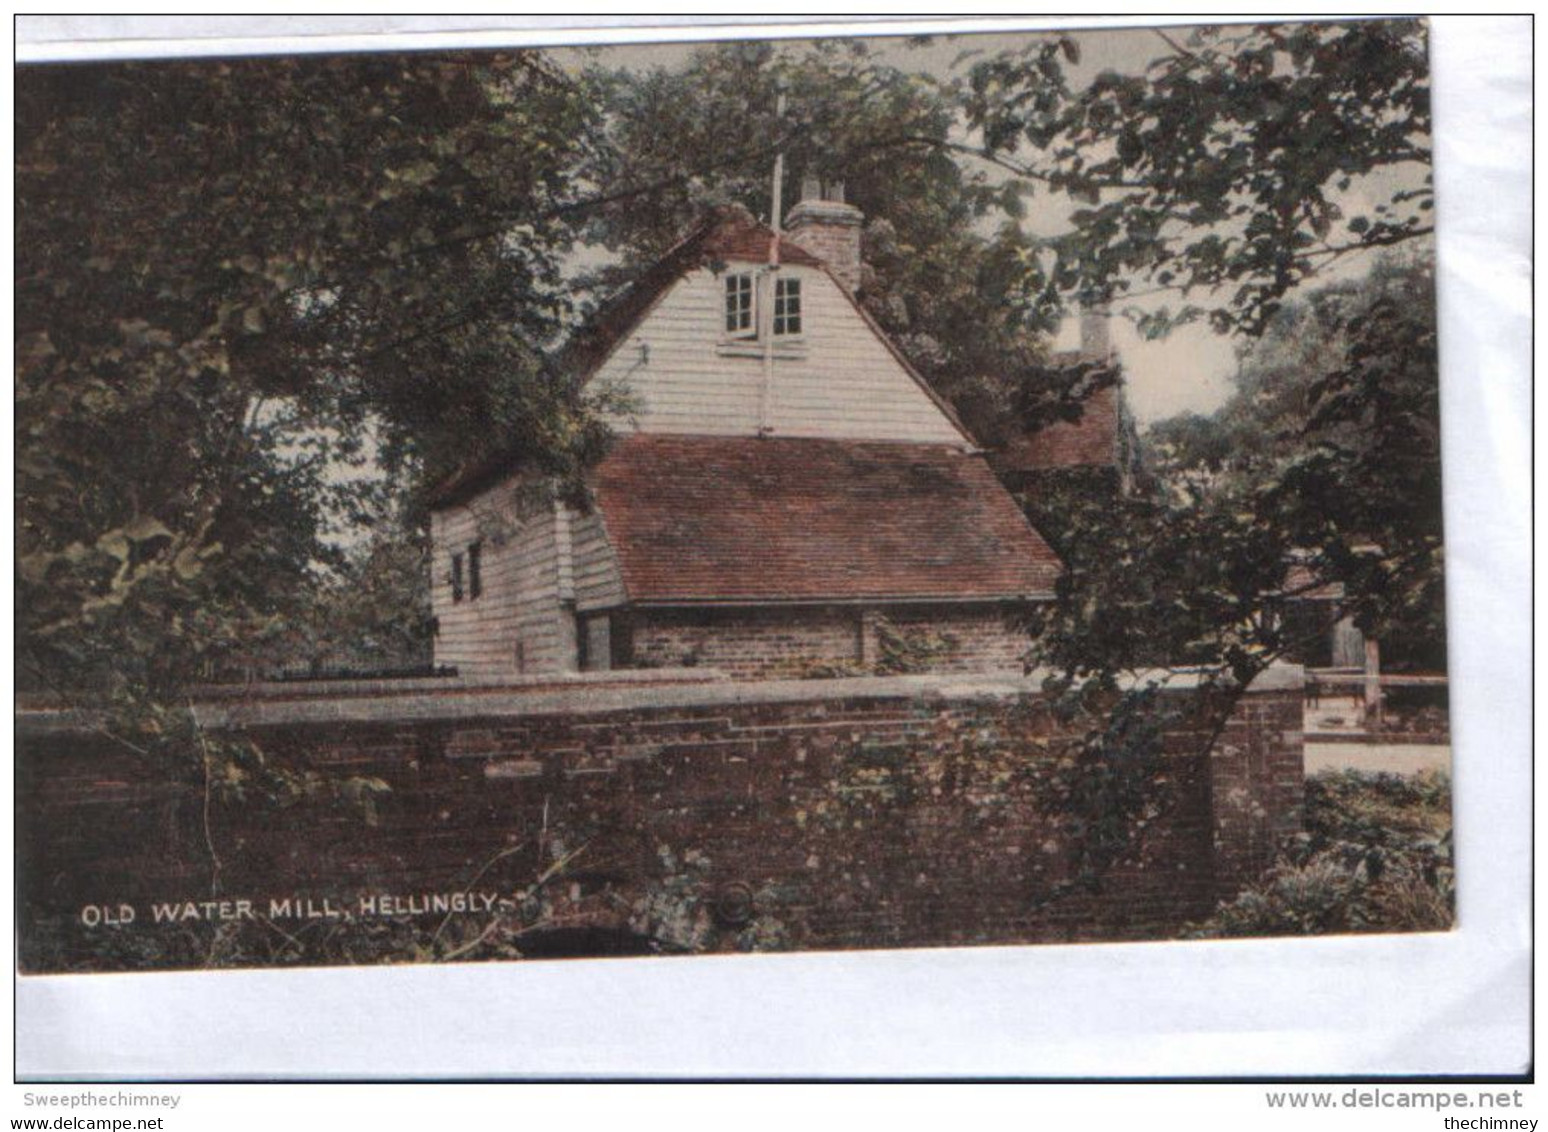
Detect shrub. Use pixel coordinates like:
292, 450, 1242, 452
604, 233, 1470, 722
790, 657, 868, 680
873, 617, 958, 675
1188, 768, 1453, 938
1194, 856, 1369, 937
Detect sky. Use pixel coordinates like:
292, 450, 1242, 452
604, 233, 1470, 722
554, 22, 1432, 427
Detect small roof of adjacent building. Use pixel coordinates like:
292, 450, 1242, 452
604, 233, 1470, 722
1281, 559, 1347, 602
997, 379, 1121, 474
590, 433, 1061, 605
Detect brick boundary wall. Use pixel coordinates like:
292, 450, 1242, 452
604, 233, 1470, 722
16, 667, 1303, 971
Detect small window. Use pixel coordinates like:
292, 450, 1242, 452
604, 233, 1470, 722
774, 277, 802, 336
583, 615, 612, 673
468, 541, 483, 600
724, 273, 755, 337
450, 553, 464, 603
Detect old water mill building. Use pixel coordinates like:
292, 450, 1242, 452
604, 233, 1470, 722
426, 182, 1123, 680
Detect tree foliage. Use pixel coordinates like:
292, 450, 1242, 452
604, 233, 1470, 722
578, 40, 1084, 445
1023, 254, 1444, 896
16, 52, 616, 693
962, 20, 1433, 336
17, 26, 1443, 703
1031, 254, 1443, 683
234, 509, 438, 680
1144, 255, 1425, 480
1263, 257, 1444, 665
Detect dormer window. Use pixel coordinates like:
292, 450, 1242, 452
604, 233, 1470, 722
723, 272, 802, 341
725, 273, 755, 338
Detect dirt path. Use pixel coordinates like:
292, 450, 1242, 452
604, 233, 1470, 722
1304, 742, 1451, 776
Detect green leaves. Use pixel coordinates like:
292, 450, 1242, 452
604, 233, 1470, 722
1050, 255, 1443, 692
96, 515, 172, 562
963, 20, 1433, 336
17, 50, 614, 696
581, 41, 1055, 444
1190, 770, 1453, 937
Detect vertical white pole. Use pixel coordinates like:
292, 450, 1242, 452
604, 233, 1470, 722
1363, 636, 1383, 725
760, 89, 786, 436
770, 89, 787, 245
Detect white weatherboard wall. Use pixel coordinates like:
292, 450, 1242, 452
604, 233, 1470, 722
430, 483, 577, 676
571, 507, 627, 613
590, 264, 966, 444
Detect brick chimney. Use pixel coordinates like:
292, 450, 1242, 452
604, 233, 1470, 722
785, 177, 864, 294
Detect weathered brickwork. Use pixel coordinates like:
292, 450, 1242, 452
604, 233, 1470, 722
16, 671, 1302, 971
859, 607, 1033, 674
785, 196, 864, 294
1207, 689, 1306, 892
631, 608, 862, 679
630, 605, 1032, 680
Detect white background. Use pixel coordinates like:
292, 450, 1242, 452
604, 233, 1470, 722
6, 12, 1533, 1092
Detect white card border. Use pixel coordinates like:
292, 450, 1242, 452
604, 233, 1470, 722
8, 13, 1531, 1081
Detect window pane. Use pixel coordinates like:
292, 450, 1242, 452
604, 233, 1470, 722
450, 553, 464, 603
725, 274, 753, 334
774, 278, 801, 335
468, 541, 482, 599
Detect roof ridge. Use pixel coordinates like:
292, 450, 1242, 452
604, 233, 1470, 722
608, 431, 966, 451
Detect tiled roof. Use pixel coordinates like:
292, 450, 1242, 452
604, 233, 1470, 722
1282, 561, 1345, 601
997, 380, 1120, 473
591, 433, 1062, 603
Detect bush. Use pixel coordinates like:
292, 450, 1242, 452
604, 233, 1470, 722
873, 617, 959, 675
1194, 856, 1368, 937
1187, 768, 1453, 938
789, 657, 868, 680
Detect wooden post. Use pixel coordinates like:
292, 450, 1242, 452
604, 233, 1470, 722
1363, 637, 1383, 726
759, 89, 786, 437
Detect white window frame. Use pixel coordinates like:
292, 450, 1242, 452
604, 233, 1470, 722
724, 272, 756, 339
773, 276, 802, 337
719, 269, 809, 358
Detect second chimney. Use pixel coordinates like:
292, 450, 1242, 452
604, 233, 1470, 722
785, 179, 864, 294
1079, 299, 1114, 361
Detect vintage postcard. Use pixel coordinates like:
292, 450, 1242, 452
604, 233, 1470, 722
16, 17, 1451, 978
